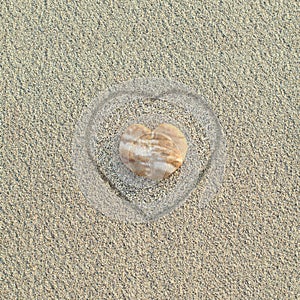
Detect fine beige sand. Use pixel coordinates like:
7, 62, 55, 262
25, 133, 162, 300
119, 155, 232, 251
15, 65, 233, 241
2, 1, 299, 299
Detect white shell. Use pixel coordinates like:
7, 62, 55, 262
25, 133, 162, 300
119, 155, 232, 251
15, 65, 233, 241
119, 124, 188, 180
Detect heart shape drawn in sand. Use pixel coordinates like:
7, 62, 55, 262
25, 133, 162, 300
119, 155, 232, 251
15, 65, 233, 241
119, 123, 188, 180
72, 78, 226, 222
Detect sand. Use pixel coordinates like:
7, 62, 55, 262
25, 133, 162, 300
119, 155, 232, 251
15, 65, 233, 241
2, 1, 299, 299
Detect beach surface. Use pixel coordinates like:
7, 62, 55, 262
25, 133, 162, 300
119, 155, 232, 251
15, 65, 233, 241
2, 1, 299, 299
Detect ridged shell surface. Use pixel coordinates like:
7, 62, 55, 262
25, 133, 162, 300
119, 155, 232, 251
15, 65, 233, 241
119, 123, 188, 180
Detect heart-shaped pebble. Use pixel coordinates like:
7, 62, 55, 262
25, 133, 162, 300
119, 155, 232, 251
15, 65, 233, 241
119, 123, 188, 180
